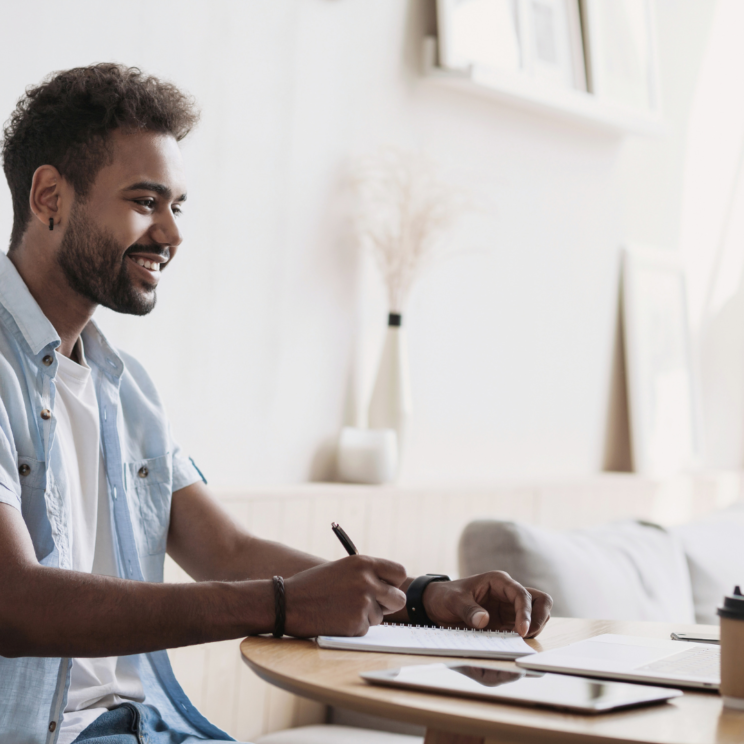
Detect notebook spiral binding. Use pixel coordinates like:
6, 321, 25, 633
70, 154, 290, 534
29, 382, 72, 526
382, 622, 519, 638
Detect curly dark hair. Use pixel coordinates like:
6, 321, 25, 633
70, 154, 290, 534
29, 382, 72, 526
2, 63, 199, 251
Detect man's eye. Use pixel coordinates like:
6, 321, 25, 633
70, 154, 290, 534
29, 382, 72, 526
172, 205, 183, 217
134, 198, 155, 209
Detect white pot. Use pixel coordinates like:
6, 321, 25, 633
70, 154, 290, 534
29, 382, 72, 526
336, 427, 398, 484
368, 314, 413, 466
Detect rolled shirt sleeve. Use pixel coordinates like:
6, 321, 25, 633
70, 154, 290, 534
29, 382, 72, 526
0, 402, 21, 511
0, 479, 21, 511
169, 424, 206, 493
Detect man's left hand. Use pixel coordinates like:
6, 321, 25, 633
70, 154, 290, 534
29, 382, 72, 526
422, 572, 552, 638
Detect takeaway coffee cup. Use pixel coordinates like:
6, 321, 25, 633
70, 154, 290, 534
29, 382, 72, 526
718, 585, 744, 709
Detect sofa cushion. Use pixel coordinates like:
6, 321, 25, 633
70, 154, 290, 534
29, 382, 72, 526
459, 519, 696, 623
671, 500, 744, 625
255, 725, 423, 744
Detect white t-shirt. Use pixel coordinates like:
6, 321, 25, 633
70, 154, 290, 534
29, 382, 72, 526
55, 344, 144, 744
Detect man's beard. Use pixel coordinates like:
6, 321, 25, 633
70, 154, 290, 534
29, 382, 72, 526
57, 205, 161, 316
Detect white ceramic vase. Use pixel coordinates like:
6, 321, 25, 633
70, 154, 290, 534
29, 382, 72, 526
368, 313, 413, 468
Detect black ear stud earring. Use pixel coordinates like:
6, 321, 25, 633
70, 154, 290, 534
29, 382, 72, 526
48, 218, 54, 231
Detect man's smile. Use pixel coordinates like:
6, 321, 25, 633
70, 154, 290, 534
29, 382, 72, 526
126, 250, 169, 282
131, 256, 161, 272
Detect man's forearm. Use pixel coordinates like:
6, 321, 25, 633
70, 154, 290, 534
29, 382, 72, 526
1, 564, 274, 658
167, 482, 326, 582
190, 534, 325, 582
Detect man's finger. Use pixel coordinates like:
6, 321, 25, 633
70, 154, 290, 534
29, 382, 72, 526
496, 576, 533, 637
525, 588, 552, 637
455, 599, 490, 629
369, 557, 408, 588
377, 584, 407, 614
470, 606, 489, 629
368, 601, 385, 628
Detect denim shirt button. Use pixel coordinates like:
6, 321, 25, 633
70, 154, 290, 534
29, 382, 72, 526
40, 409, 51, 420
18, 464, 30, 476
138, 466, 149, 478
42, 355, 53, 367
48, 721, 56, 732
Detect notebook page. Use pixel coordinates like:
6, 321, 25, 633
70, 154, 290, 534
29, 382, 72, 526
319, 624, 535, 656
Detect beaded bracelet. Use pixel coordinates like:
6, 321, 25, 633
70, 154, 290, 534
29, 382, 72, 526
272, 576, 285, 638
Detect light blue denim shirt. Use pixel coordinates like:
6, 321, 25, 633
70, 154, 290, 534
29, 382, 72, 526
0, 251, 232, 744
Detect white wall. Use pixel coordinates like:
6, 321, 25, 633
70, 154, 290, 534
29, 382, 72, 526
675, 0, 744, 470
0, 0, 717, 489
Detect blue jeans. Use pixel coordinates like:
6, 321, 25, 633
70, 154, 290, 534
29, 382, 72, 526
72, 703, 248, 744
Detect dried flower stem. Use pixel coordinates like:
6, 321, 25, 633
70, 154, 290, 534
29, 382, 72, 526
353, 148, 467, 312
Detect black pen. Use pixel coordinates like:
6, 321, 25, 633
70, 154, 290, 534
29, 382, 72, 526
331, 521, 358, 555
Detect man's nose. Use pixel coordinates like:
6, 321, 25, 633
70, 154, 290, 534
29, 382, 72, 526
151, 209, 182, 248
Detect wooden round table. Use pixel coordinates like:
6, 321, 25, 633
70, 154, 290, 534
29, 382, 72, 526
241, 618, 744, 744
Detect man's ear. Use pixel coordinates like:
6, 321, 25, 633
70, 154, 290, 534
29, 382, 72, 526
28, 165, 66, 230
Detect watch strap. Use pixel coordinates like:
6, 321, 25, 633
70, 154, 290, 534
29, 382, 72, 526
406, 574, 451, 627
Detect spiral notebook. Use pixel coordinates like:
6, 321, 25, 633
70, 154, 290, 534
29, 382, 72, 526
317, 623, 536, 660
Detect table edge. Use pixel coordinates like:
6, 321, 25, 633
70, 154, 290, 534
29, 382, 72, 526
239, 640, 690, 744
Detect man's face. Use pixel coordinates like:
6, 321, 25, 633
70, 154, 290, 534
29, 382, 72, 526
57, 130, 187, 315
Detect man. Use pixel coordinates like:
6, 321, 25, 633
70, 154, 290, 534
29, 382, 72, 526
0, 64, 552, 744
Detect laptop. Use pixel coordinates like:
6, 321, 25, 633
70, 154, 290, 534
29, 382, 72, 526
516, 634, 720, 690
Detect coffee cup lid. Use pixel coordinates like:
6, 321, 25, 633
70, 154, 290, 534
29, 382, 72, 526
718, 586, 744, 620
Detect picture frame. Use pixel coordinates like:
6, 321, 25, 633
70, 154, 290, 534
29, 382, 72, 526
437, 0, 522, 73
581, 0, 660, 113
436, 0, 586, 90
622, 246, 702, 477
520, 0, 586, 91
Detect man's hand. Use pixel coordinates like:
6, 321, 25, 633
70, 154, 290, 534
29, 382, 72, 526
422, 572, 552, 638
284, 555, 407, 638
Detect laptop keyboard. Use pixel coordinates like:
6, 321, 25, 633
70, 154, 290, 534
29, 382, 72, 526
635, 646, 720, 681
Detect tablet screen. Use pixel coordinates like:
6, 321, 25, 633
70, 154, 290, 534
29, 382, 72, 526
361, 663, 682, 713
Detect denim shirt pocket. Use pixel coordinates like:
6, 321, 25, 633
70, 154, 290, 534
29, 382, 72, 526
17, 456, 56, 564
124, 454, 173, 556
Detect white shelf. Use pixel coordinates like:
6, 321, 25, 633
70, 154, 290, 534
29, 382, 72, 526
421, 38, 663, 137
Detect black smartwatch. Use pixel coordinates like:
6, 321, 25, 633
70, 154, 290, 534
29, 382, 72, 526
406, 574, 451, 627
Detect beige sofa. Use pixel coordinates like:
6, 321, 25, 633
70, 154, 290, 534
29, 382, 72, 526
460, 500, 744, 625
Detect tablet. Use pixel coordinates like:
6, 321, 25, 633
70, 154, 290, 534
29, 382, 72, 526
361, 663, 683, 714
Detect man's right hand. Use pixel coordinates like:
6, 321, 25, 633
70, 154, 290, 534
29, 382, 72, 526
283, 555, 407, 638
